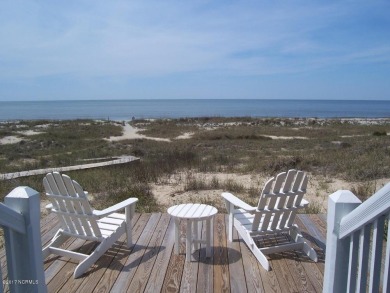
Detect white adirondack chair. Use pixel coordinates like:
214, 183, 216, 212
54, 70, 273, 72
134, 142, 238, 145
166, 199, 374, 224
42, 172, 138, 278
222, 169, 317, 271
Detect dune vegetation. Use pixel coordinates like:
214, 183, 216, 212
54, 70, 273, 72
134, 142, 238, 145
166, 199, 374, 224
0, 117, 389, 214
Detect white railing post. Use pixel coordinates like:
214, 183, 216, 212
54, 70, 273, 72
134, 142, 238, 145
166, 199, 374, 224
0, 259, 3, 293
3, 186, 47, 293
323, 190, 361, 293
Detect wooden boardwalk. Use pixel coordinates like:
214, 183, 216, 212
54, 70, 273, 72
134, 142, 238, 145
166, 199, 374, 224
0, 156, 139, 180
2, 213, 326, 292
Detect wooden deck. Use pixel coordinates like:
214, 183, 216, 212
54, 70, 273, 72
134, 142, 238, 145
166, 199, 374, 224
2, 213, 327, 292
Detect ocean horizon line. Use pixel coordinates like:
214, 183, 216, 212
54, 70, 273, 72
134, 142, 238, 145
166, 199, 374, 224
1, 98, 390, 103
1, 99, 389, 120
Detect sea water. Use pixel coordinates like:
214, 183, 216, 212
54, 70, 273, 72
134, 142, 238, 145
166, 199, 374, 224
0, 99, 389, 121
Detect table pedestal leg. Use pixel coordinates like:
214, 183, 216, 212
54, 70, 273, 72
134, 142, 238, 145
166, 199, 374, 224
206, 217, 212, 258
186, 219, 192, 261
174, 218, 180, 254
193, 220, 199, 251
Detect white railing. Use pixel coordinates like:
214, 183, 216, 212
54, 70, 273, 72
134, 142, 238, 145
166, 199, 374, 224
0, 187, 47, 293
323, 182, 390, 293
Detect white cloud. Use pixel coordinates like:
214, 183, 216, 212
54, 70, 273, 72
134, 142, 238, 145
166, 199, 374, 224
0, 1, 389, 80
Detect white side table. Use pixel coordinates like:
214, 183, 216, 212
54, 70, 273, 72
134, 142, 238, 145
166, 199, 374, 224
167, 203, 218, 261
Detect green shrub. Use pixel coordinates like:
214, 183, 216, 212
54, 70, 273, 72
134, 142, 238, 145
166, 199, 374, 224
373, 131, 387, 136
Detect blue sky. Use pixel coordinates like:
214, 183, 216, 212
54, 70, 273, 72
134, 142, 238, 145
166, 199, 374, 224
0, 1, 389, 101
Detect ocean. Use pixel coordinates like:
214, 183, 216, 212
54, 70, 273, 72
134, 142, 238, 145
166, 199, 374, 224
0, 99, 389, 121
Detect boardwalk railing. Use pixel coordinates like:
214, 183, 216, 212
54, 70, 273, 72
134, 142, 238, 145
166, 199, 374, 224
0, 155, 139, 180
323, 182, 390, 293
0, 187, 47, 293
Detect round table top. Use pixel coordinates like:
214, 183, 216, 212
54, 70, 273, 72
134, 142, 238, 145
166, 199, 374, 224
167, 203, 218, 220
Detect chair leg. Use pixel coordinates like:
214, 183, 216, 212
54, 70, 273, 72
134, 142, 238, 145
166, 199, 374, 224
74, 244, 106, 278
125, 205, 134, 248
302, 242, 318, 262
290, 225, 318, 262
74, 229, 123, 278
289, 225, 301, 242
253, 248, 270, 271
42, 230, 69, 259
235, 224, 270, 270
225, 202, 234, 242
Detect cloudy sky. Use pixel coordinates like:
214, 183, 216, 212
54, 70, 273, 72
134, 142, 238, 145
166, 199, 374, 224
0, 1, 389, 101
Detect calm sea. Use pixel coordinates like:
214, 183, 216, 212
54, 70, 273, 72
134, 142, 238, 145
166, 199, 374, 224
0, 99, 389, 121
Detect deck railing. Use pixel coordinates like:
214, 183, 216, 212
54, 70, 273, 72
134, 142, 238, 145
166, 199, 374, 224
0, 187, 47, 293
323, 182, 390, 293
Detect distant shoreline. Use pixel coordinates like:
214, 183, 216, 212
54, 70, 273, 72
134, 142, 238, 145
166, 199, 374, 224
1, 117, 389, 146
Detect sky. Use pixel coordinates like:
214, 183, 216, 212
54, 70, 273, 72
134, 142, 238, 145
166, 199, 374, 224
0, 0, 390, 101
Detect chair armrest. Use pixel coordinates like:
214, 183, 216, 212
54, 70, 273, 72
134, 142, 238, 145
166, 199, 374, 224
221, 192, 256, 212
93, 198, 138, 218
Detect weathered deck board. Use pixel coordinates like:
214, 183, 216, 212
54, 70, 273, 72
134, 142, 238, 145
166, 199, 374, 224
1, 213, 326, 292
213, 214, 230, 293
93, 213, 151, 293
126, 213, 171, 293
196, 216, 214, 293
144, 217, 176, 293
110, 213, 161, 292
179, 220, 201, 293
257, 237, 282, 293
226, 221, 247, 293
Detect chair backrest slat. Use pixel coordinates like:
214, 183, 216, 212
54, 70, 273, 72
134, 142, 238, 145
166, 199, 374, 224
72, 180, 101, 237
277, 170, 297, 209
286, 172, 308, 227
43, 176, 69, 230
52, 173, 87, 235
61, 175, 95, 237
292, 171, 304, 191
45, 173, 78, 234
294, 172, 308, 207
253, 170, 308, 232
44, 172, 101, 239
257, 178, 274, 210
279, 170, 302, 228
258, 176, 277, 231
283, 170, 297, 193
262, 172, 286, 230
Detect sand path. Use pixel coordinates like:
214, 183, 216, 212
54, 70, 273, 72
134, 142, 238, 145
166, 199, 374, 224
0, 130, 44, 145
106, 123, 171, 142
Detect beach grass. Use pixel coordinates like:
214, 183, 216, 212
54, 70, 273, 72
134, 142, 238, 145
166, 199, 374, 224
1, 117, 389, 213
